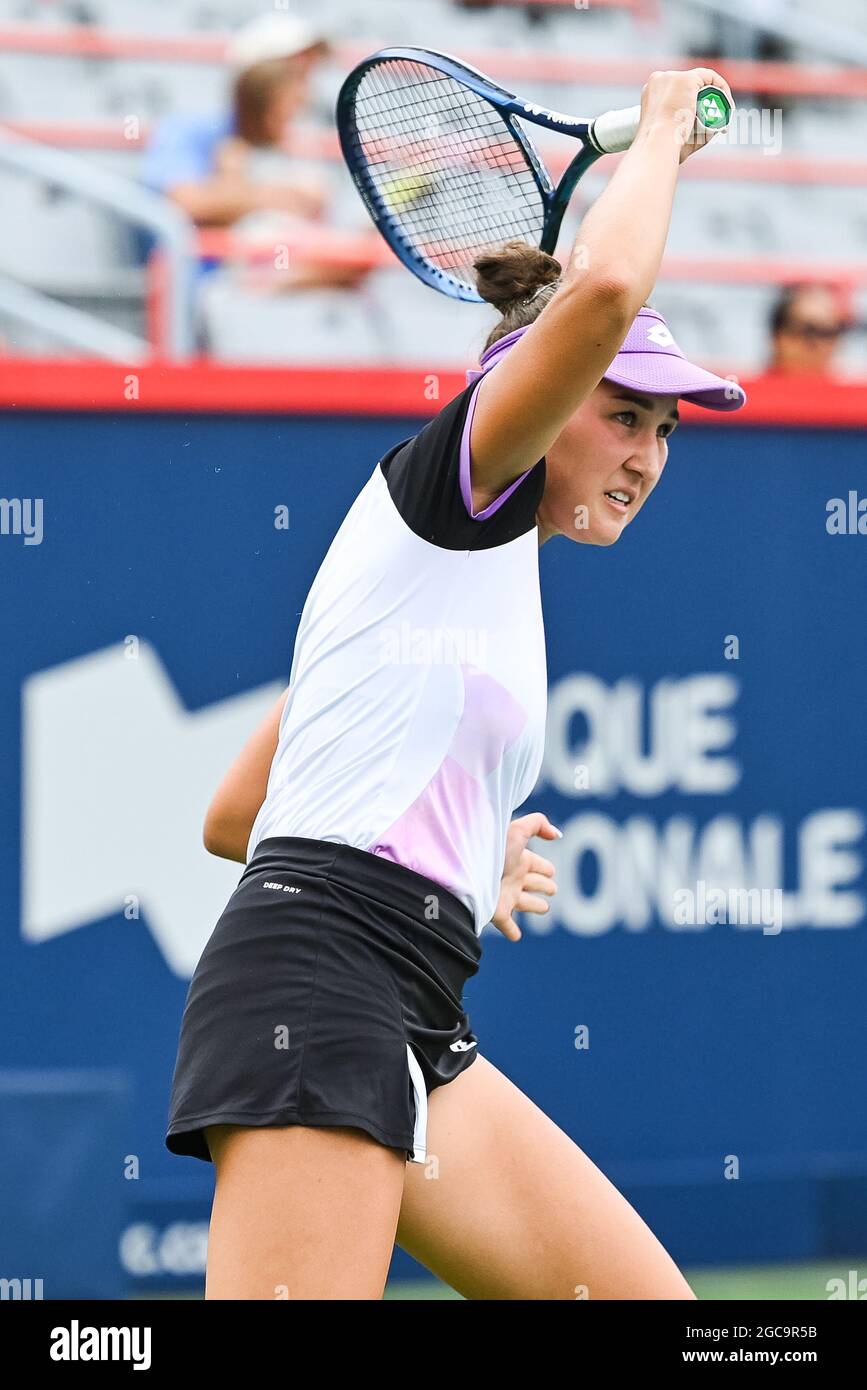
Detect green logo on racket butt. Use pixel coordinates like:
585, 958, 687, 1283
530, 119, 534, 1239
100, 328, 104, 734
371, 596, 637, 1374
695, 86, 731, 133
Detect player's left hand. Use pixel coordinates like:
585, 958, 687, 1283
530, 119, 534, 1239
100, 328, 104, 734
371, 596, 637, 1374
491, 812, 561, 942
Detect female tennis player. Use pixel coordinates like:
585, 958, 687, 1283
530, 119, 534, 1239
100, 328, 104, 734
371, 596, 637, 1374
165, 67, 744, 1300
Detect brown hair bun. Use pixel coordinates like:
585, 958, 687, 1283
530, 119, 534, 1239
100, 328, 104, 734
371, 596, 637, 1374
474, 239, 562, 311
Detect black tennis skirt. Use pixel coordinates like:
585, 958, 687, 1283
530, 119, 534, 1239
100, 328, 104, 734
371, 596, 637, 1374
165, 836, 483, 1165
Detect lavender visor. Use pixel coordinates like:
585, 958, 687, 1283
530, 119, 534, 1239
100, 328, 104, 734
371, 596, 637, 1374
467, 306, 747, 411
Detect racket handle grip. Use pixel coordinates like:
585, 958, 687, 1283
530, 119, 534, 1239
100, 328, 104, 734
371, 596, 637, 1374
589, 86, 732, 155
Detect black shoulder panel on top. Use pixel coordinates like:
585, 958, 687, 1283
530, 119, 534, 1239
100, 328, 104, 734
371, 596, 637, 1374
379, 380, 545, 551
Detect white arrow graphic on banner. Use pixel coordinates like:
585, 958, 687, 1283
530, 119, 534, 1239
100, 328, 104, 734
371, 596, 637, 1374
22, 643, 282, 976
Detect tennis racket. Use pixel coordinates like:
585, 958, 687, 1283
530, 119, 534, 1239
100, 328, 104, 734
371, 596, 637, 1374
337, 46, 731, 302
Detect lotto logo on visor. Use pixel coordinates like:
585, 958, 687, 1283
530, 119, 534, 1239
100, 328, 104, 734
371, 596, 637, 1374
613, 309, 687, 358
646, 323, 676, 348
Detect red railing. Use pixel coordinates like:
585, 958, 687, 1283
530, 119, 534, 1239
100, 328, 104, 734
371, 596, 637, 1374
191, 226, 867, 291
7, 120, 867, 189
0, 24, 863, 98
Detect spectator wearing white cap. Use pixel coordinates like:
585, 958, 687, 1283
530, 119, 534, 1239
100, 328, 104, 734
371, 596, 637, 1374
142, 14, 331, 232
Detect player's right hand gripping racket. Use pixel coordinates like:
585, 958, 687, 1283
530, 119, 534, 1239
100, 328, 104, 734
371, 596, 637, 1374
337, 47, 731, 301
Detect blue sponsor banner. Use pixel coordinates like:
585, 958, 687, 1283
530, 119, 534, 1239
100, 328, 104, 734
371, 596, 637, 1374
2, 407, 865, 1292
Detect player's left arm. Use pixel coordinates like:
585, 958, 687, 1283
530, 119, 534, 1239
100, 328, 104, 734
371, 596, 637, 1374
202, 685, 290, 863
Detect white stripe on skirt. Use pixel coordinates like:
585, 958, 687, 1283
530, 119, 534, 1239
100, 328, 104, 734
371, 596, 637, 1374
405, 1042, 428, 1164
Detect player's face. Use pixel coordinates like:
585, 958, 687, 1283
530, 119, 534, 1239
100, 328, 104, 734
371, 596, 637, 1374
536, 380, 679, 545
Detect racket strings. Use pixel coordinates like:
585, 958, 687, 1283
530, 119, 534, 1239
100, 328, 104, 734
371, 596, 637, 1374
347, 58, 545, 291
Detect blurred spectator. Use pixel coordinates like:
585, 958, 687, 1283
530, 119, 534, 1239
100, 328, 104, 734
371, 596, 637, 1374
761, 283, 853, 377
142, 13, 364, 290
143, 15, 327, 227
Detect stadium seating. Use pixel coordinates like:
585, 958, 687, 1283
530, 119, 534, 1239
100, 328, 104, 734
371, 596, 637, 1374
0, 0, 864, 370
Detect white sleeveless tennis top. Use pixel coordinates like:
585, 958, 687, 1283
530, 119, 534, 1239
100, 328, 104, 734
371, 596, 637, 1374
247, 377, 548, 935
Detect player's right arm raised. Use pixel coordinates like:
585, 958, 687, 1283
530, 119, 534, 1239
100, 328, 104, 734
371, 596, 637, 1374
467, 68, 733, 505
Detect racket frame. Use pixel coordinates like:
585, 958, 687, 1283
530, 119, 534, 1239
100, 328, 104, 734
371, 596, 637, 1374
336, 45, 604, 301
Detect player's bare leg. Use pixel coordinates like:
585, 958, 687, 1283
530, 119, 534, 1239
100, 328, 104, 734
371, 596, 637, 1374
397, 1054, 696, 1300
204, 1122, 406, 1300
